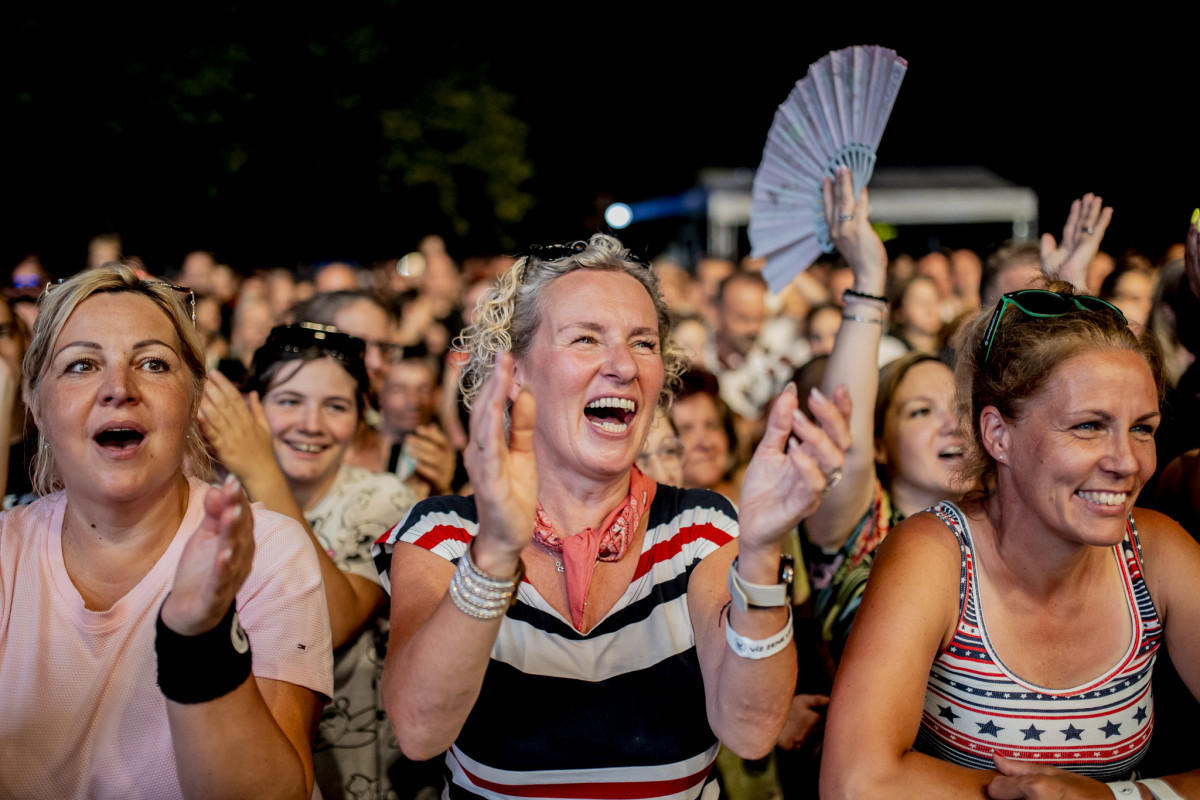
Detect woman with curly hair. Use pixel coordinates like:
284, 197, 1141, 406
375, 234, 852, 799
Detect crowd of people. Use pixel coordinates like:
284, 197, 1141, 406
0, 183, 1197, 800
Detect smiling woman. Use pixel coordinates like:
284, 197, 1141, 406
0, 264, 333, 799
821, 281, 1200, 799
374, 234, 853, 800
199, 321, 417, 800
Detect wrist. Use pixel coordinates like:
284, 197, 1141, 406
468, 537, 524, 578
733, 543, 785, 584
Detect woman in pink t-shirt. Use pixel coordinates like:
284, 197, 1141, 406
0, 264, 333, 799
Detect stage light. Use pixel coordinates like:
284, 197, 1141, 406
605, 202, 633, 229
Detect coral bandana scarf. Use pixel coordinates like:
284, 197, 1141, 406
532, 466, 657, 629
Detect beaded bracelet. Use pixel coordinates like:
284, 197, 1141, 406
449, 544, 525, 620
156, 598, 252, 704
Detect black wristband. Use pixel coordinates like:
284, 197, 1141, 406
156, 598, 252, 704
842, 288, 888, 305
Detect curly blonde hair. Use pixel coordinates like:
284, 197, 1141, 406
954, 278, 1164, 497
23, 263, 213, 494
457, 234, 685, 410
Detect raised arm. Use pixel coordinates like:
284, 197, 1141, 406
806, 166, 888, 550
161, 477, 323, 800
1039, 193, 1113, 293
821, 513, 994, 800
382, 351, 537, 760
198, 368, 384, 649
690, 379, 851, 758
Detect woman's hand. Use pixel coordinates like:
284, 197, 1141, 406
197, 369, 278, 479
463, 352, 537, 575
823, 166, 887, 291
404, 423, 457, 496
776, 693, 829, 751
737, 382, 852, 553
987, 756, 1120, 799
162, 475, 255, 636
1040, 193, 1113, 292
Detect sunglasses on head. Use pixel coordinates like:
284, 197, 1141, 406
981, 289, 1127, 364
522, 241, 650, 269
266, 322, 366, 365
46, 278, 197, 325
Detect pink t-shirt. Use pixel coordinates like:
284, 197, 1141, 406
0, 477, 334, 799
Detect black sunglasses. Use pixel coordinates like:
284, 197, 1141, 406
981, 289, 1127, 364
265, 322, 367, 365
522, 240, 650, 269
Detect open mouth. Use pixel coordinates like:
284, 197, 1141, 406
1076, 490, 1127, 506
585, 397, 636, 434
94, 427, 145, 450
938, 444, 964, 461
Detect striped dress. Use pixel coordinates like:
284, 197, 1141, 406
373, 486, 737, 800
914, 501, 1161, 780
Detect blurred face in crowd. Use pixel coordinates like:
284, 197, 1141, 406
807, 306, 843, 358
897, 278, 943, 338
917, 252, 953, 299
382, 359, 438, 439
716, 277, 767, 359
672, 318, 709, 366
1109, 270, 1154, 330
671, 393, 730, 490
332, 298, 394, 393
828, 267, 855, 306
636, 409, 685, 487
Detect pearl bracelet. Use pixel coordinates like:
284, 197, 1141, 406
724, 605, 794, 659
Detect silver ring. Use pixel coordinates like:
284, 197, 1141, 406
838, 214, 855, 222
1082, 225, 1095, 235
820, 467, 844, 498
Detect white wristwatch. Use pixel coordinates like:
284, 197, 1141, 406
727, 555, 794, 613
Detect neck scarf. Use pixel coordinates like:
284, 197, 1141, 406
533, 466, 657, 630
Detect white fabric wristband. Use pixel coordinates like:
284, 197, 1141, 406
1138, 779, 1184, 800
724, 605, 794, 659
1107, 781, 1139, 798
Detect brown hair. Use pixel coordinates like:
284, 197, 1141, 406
954, 279, 1164, 495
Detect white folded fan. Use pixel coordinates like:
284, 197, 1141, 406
750, 45, 907, 293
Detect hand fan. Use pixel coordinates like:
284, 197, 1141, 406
749, 45, 907, 293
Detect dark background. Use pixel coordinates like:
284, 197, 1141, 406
8, 9, 1195, 276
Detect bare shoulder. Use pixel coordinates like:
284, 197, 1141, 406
848, 505, 970, 655
872, 505, 967, 576
1131, 507, 1200, 621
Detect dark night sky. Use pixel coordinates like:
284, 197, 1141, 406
8, 11, 1195, 276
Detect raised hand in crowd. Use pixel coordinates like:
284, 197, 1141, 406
1039, 193, 1113, 291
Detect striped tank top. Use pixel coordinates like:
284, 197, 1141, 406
914, 501, 1161, 781
374, 485, 737, 800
